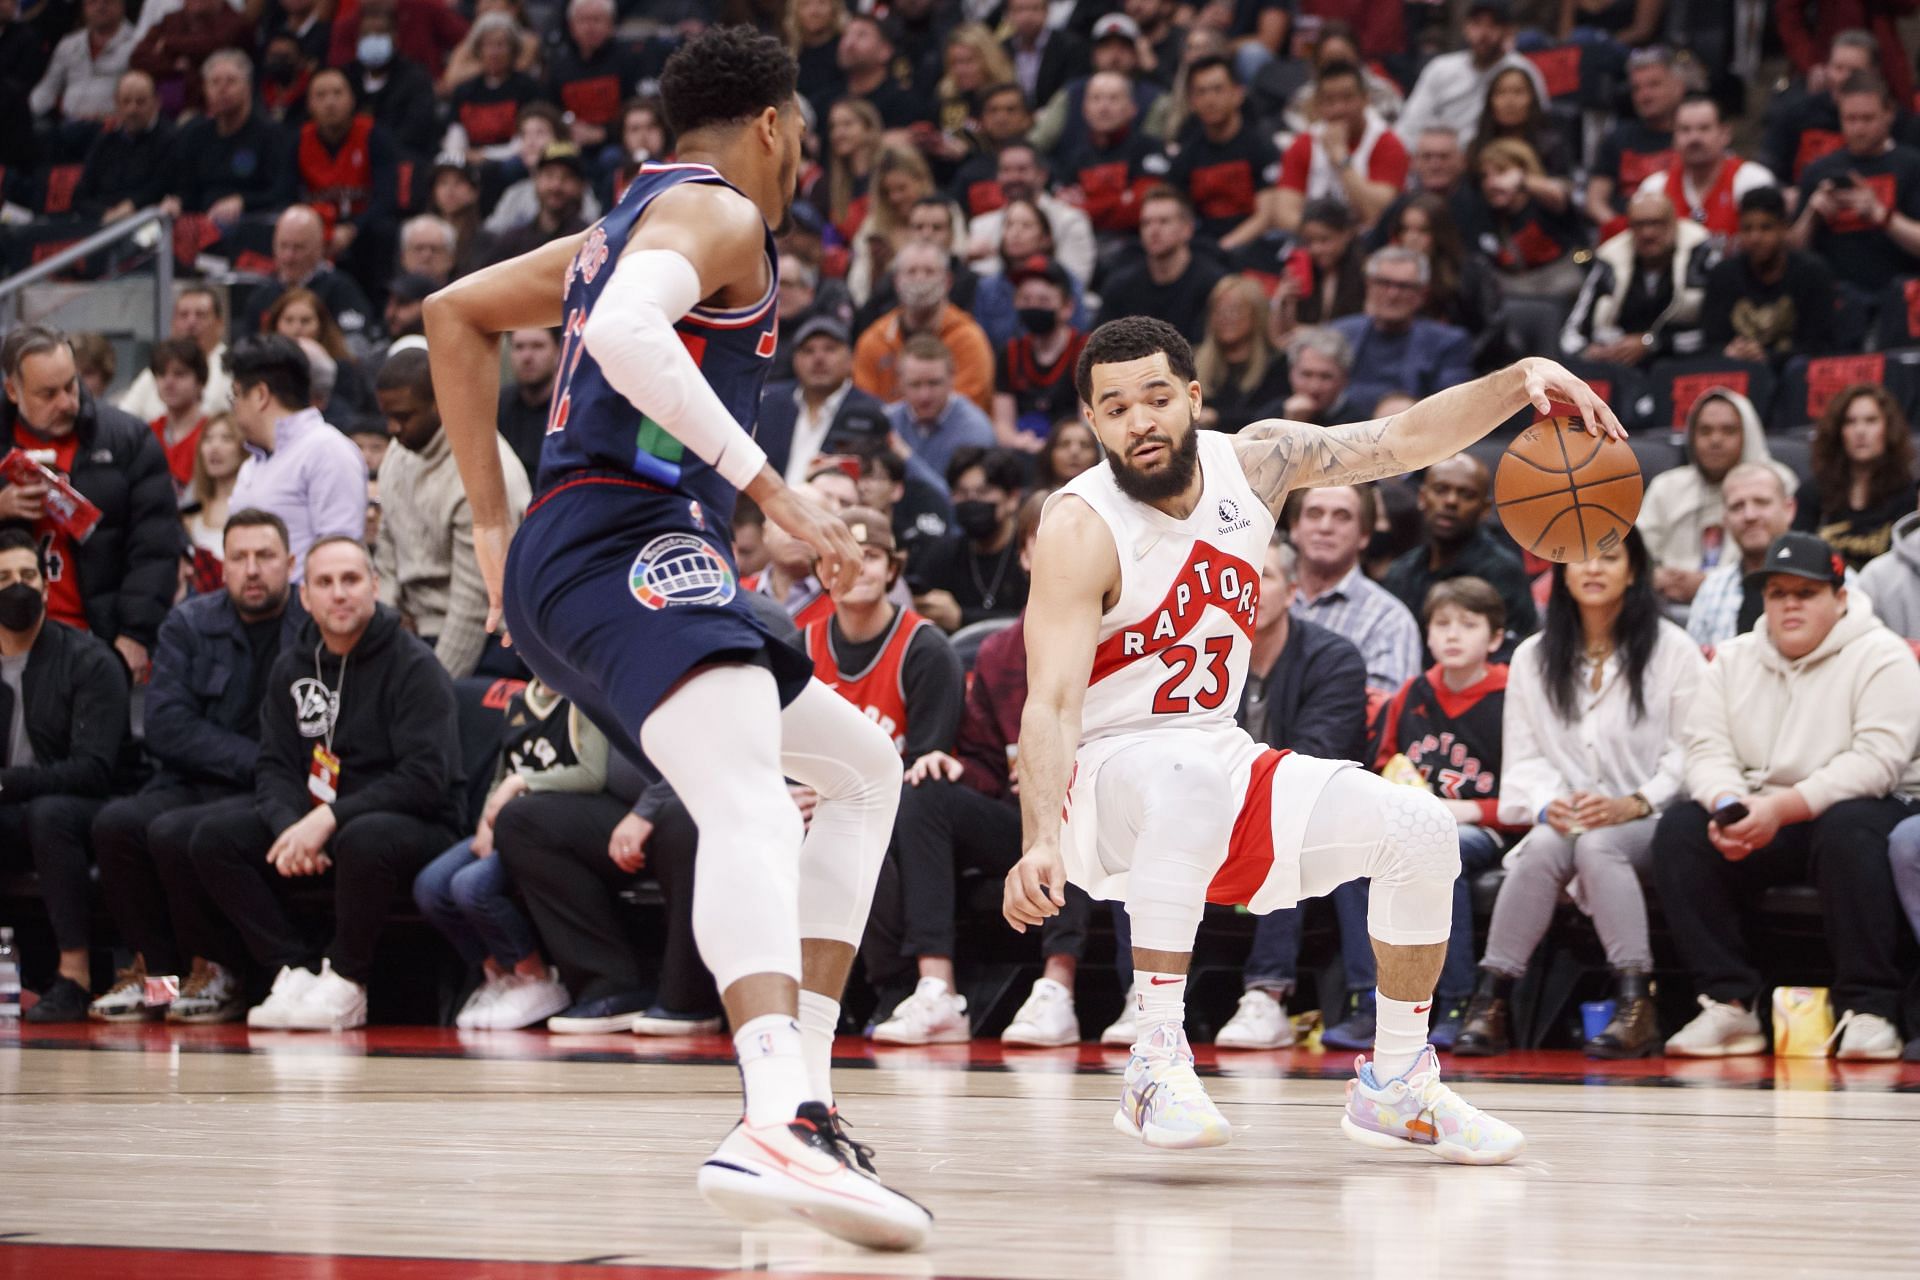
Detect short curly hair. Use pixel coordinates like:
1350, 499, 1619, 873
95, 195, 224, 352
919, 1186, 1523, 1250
1075, 316, 1197, 405
659, 25, 798, 137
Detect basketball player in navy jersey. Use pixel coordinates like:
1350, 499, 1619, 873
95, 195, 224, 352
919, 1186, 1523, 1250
425, 28, 931, 1251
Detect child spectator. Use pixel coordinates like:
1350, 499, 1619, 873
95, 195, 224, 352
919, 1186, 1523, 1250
144, 338, 209, 496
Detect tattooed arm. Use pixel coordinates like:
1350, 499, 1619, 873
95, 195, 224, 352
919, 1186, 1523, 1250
1231, 357, 1625, 518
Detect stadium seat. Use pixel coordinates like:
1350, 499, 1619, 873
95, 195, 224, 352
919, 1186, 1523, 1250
1646, 356, 1775, 436
948, 616, 1017, 675
1772, 352, 1920, 431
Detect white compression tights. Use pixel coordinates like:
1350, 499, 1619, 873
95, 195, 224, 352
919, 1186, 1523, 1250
639, 665, 900, 992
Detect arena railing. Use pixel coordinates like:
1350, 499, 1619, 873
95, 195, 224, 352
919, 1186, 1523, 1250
0, 204, 174, 338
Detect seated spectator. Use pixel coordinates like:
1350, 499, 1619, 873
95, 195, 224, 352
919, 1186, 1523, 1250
1775, 19, 1916, 157
326, 0, 469, 84
1029, 14, 1172, 157
1656, 532, 1920, 1061
68, 334, 114, 404
1634, 94, 1774, 252
760, 314, 887, 487
812, 97, 882, 244
845, 144, 938, 308
1289, 481, 1422, 710
483, 141, 593, 266
187, 535, 462, 1031
1795, 383, 1919, 570
495, 326, 557, 484
1392, 0, 1545, 147
182, 414, 244, 594
71, 70, 173, 223
837, 11, 931, 129
601, 96, 673, 207
853, 446, 953, 579
87, 510, 304, 1024
1274, 60, 1406, 233
931, 23, 1015, 164
1456, 529, 1704, 1059
1037, 415, 1099, 488
295, 68, 400, 274
0, 527, 129, 1023
1194, 274, 1289, 434
1057, 69, 1170, 243
990, 258, 1087, 452
1584, 45, 1683, 231
345, 6, 439, 163
1791, 72, 1920, 306
447, 13, 541, 153
372, 351, 528, 677
910, 446, 1029, 631
853, 242, 996, 411
1471, 65, 1575, 203
482, 108, 603, 239
891, 334, 998, 478
1, 325, 179, 681
1256, 324, 1365, 426
1271, 199, 1369, 345
1640, 388, 1797, 607
967, 199, 1092, 353
1096, 186, 1226, 342
1857, 492, 1920, 639
550, 0, 664, 148
120, 287, 230, 423
1382, 192, 1506, 343
1276, 20, 1405, 139
1001, 0, 1085, 111
372, 274, 432, 370
946, 82, 1036, 222
238, 207, 375, 351
256, 31, 317, 131
1463, 138, 1588, 308
1382, 454, 1538, 659
1169, 54, 1280, 252
1561, 190, 1711, 366
129, 0, 248, 116
1688, 462, 1857, 646
226, 334, 369, 575
1701, 186, 1836, 363
143, 338, 209, 496
266, 287, 373, 418
1370, 576, 1528, 1048
172, 50, 294, 227
413, 678, 580, 1030
1330, 247, 1473, 399
439, 0, 539, 97
30, 0, 136, 129
258, 0, 330, 67
964, 142, 1098, 287
853, 195, 983, 341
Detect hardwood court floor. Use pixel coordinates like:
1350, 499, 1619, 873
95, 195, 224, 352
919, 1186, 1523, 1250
4, 1025, 1920, 1279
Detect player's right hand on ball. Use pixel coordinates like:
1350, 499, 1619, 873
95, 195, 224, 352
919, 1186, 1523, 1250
761, 482, 862, 595
1004, 844, 1067, 933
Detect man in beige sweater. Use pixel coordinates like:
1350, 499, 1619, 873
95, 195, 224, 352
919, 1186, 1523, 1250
372, 349, 531, 678
1654, 532, 1920, 1061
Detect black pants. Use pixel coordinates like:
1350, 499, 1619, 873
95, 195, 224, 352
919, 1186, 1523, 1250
861, 778, 1091, 998
92, 783, 252, 974
497, 791, 715, 1012
0, 794, 105, 952
1653, 797, 1916, 1021
187, 808, 455, 986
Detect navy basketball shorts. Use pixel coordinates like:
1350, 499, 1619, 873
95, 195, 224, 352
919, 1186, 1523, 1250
503, 474, 812, 753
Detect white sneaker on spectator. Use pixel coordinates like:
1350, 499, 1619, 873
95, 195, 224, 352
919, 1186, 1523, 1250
871, 976, 970, 1044
454, 975, 512, 1029
1001, 977, 1079, 1046
1214, 989, 1296, 1049
480, 970, 571, 1030
1833, 1011, 1902, 1061
169, 962, 241, 1023
90, 964, 158, 1022
1664, 995, 1767, 1057
1100, 1005, 1137, 1047
280, 960, 367, 1032
247, 966, 318, 1029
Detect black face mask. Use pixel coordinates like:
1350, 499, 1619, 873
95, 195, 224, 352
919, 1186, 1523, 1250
1017, 306, 1059, 336
0, 582, 44, 632
263, 58, 299, 84
954, 499, 1000, 540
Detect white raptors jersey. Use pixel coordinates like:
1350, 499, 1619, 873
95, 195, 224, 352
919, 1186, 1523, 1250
1050, 430, 1277, 744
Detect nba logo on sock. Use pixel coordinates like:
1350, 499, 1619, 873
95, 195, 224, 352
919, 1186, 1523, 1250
629, 534, 736, 609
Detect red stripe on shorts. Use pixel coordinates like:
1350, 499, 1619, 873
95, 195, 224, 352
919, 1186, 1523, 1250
1206, 748, 1290, 906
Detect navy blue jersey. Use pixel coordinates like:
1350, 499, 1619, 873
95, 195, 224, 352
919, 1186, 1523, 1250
538, 161, 781, 521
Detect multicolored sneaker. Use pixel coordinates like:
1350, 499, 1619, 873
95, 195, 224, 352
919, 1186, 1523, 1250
1113, 1024, 1233, 1150
1341, 1045, 1526, 1166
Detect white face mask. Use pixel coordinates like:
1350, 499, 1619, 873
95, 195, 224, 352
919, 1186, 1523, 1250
357, 33, 394, 68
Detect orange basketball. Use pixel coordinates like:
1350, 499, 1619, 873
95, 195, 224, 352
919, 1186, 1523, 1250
1493, 414, 1644, 563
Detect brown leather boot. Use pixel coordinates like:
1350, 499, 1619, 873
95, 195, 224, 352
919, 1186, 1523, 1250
1585, 971, 1659, 1059
1451, 970, 1512, 1058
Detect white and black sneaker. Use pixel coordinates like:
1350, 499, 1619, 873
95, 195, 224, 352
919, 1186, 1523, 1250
699, 1101, 932, 1251
89, 964, 160, 1022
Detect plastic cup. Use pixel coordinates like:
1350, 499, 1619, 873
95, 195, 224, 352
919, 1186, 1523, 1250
1580, 999, 1617, 1042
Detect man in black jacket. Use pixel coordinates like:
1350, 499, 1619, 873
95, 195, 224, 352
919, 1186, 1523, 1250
1381, 454, 1538, 663
170, 49, 294, 227
88, 509, 307, 1024
187, 535, 463, 1032
71, 69, 175, 223
0, 528, 130, 1023
0, 326, 183, 683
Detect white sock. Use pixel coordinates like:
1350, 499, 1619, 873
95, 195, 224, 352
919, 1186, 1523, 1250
1133, 969, 1187, 1048
1372, 991, 1431, 1080
734, 1013, 812, 1127
797, 989, 839, 1108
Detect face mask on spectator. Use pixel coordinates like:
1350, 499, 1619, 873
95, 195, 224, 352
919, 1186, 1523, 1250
1017, 307, 1059, 336
264, 56, 299, 83
954, 500, 1000, 540
358, 34, 394, 68
0, 582, 43, 632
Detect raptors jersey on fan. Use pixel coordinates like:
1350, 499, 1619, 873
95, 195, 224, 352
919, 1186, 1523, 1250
1047, 430, 1352, 912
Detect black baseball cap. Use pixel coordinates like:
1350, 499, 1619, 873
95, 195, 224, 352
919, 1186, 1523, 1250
791, 312, 851, 349
1467, 0, 1514, 21
1743, 532, 1847, 591
536, 141, 589, 179
823, 403, 890, 457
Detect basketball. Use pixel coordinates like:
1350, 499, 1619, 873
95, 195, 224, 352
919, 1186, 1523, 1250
1493, 413, 1644, 563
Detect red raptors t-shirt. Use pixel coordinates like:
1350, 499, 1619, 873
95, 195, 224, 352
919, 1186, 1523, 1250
10, 422, 86, 629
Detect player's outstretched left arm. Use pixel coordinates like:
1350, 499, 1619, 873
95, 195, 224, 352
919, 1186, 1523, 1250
1231, 356, 1625, 519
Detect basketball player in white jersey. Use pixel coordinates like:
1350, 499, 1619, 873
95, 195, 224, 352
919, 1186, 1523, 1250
1007, 317, 1622, 1163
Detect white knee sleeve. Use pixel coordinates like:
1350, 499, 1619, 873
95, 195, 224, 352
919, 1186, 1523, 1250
779, 679, 903, 948
640, 664, 805, 990
1297, 769, 1457, 948
1114, 750, 1235, 955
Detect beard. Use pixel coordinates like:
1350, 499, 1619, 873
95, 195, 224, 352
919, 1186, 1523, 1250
1109, 412, 1201, 503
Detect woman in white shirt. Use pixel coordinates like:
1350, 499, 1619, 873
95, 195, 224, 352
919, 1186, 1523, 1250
1455, 529, 1703, 1060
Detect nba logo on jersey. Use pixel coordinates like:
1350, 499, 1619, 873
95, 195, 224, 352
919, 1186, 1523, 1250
628, 533, 736, 609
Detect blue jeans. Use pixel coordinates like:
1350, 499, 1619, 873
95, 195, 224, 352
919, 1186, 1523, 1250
1888, 814, 1920, 944
1108, 879, 1377, 997
1438, 826, 1507, 1001
412, 838, 540, 970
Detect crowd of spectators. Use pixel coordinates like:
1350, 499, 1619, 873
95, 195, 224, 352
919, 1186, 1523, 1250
5, 0, 1920, 1062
